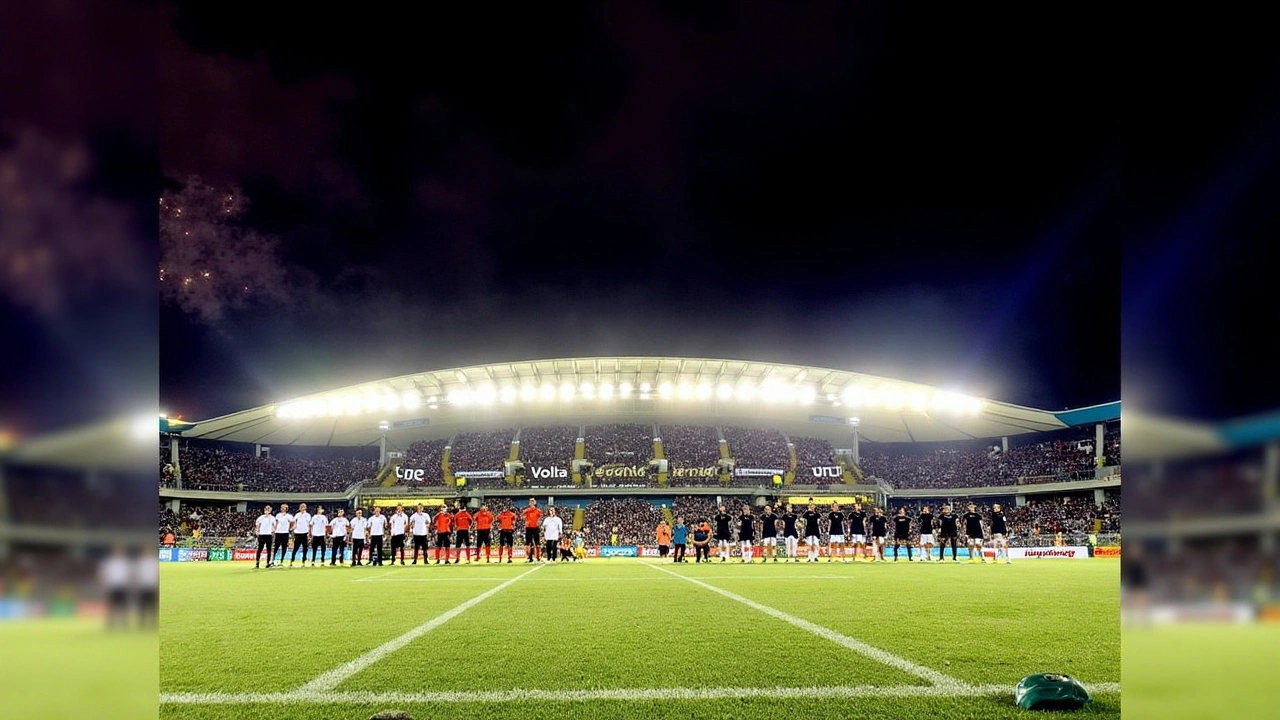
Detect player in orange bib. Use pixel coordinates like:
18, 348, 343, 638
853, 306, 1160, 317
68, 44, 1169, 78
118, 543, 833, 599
473, 505, 495, 563
453, 505, 474, 564
496, 506, 518, 563
522, 498, 543, 562
433, 507, 453, 565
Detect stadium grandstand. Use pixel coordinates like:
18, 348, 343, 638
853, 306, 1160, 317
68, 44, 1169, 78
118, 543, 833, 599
155, 356, 1123, 554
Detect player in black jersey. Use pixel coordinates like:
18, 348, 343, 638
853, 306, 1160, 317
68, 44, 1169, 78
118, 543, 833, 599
781, 504, 800, 562
917, 505, 936, 562
868, 507, 889, 562
738, 505, 755, 564
826, 502, 846, 563
989, 503, 1010, 564
801, 502, 823, 562
758, 505, 779, 562
937, 504, 960, 561
848, 503, 868, 562
713, 505, 734, 562
891, 507, 914, 561
963, 503, 988, 563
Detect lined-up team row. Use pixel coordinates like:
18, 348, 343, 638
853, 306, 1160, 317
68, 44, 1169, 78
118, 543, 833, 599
664, 500, 1014, 563
250, 499, 578, 568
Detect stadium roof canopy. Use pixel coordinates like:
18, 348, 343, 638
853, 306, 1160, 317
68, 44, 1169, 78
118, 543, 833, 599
170, 356, 1119, 449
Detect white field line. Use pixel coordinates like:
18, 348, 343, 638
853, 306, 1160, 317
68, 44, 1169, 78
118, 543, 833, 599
160, 682, 1121, 704
297, 564, 543, 692
350, 575, 871, 583
644, 562, 969, 689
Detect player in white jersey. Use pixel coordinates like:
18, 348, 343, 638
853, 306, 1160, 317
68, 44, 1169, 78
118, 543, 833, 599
101, 545, 131, 629
388, 505, 409, 565
367, 506, 387, 566
541, 507, 564, 563
348, 509, 368, 566
254, 505, 276, 568
308, 506, 329, 566
328, 508, 350, 566
409, 504, 431, 565
273, 503, 294, 566
290, 503, 312, 567
132, 547, 159, 628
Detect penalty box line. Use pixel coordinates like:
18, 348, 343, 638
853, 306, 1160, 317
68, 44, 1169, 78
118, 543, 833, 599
160, 682, 1122, 705
643, 562, 970, 690
296, 564, 544, 693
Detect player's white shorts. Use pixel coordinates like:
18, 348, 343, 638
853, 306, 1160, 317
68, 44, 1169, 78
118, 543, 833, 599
920, 534, 935, 545
761, 537, 777, 546
992, 533, 1005, 541
872, 535, 886, 544
805, 535, 820, 546
829, 534, 845, 544
850, 534, 866, 544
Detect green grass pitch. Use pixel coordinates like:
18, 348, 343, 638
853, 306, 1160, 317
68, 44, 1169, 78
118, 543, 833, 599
160, 557, 1120, 720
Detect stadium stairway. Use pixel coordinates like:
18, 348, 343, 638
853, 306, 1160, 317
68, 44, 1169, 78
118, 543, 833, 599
442, 435, 455, 487
376, 460, 401, 487
508, 429, 520, 462
653, 426, 668, 486
785, 435, 798, 485
661, 505, 674, 526
573, 506, 584, 531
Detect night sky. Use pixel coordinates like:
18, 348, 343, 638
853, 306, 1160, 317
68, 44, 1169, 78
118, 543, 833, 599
3, 3, 1277, 439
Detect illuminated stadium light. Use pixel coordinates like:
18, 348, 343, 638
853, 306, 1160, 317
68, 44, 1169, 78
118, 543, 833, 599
362, 391, 380, 412
883, 389, 906, 410
798, 386, 817, 405
640, 382, 652, 393
716, 383, 732, 400
618, 381, 633, 398
540, 383, 557, 401
475, 385, 497, 405
499, 386, 517, 404
759, 379, 780, 403
519, 385, 537, 402
841, 386, 861, 406
639, 392, 652, 400
696, 382, 713, 400
599, 381, 614, 399
402, 392, 421, 410
908, 390, 929, 412
580, 381, 595, 399
658, 381, 674, 399
737, 382, 756, 401
560, 381, 576, 400
826, 393, 836, 402
676, 381, 693, 400
427, 395, 437, 404
379, 392, 400, 412
966, 397, 984, 414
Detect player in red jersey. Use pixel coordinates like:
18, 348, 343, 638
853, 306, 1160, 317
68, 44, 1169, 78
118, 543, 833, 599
522, 498, 544, 562
433, 507, 453, 565
473, 504, 495, 562
496, 505, 518, 563
453, 505, 474, 564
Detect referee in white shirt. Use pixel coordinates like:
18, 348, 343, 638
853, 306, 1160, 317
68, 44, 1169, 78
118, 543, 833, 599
273, 503, 294, 567
329, 508, 350, 566
101, 545, 132, 629
367, 506, 387, 566
389, 504, 409, 565
254, 505, 277, 568
542, 507, 564, 564
409, 504, 431, 565
349, 508, 368, 566
309, 506, 329, 566
290, 503, 311, 567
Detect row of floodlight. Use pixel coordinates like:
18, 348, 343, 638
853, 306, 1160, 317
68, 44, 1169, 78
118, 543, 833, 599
274, 381, 983, 419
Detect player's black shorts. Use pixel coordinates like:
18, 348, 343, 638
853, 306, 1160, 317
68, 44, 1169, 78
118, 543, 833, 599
390, 534, 405, 549
436, 532, 451, 547
525, 528, 540, 546
413, 534, 428, 548
967, 534, 983, 541
476, 529, 491, 546
499, 530, 514, 546
714, 532, 731, 542
738, 533, 755, 542
275, 532, 290, 547
455, 530, 470, 546
783, 531, 798, 538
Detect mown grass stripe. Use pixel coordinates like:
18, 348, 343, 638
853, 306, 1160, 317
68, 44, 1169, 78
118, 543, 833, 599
297, 564, 543, 692
160, 682, 1121, 704
644, 561, 970, 689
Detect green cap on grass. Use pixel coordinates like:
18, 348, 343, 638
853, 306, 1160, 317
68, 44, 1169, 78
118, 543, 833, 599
1015, 673, 1091, 711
